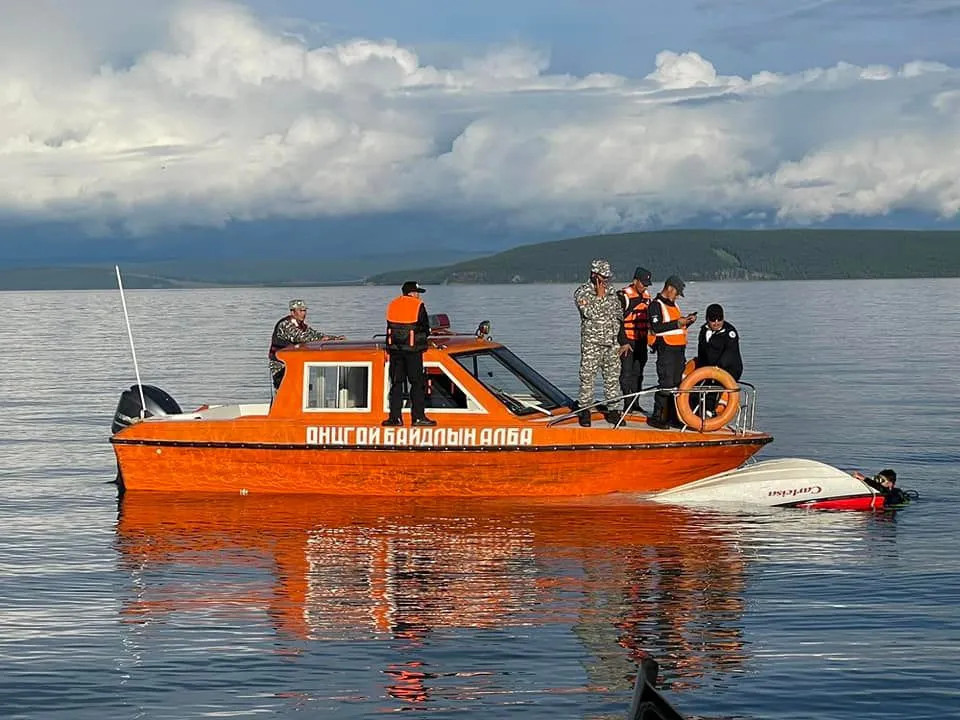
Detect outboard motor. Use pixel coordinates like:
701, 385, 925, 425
111, 384, 182, 434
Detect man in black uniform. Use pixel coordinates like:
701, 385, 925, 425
696, 304, 743, 380
647, 276, 697, 428
383, 281, 436, 427
694, 303, 743, 414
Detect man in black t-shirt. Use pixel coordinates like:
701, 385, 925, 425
696, 303, 742, 381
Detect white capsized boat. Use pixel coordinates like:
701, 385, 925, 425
651, 458, 885, 511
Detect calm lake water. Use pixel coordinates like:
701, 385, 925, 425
1, 279, 958, 719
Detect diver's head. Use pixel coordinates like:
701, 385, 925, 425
875, 468, 897, 487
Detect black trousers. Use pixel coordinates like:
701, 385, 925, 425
387, 350, 426, 420
619, 343, 648, 410
653, 345, 685, 423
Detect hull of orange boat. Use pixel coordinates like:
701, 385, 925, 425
113, 436, 771, 495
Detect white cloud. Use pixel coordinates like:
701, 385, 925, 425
1, 0, 959, 236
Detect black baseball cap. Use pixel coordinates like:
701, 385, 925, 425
664, 275, 685, 296
402, 281, 426, 294
633, 266, 652, 284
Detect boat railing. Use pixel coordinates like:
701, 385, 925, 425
546, 390, 658, 427
370, 332, 489, 343
548, 381, 759, 433
674, 380, 758, 433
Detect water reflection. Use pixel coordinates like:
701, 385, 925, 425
115, 493, 750, 701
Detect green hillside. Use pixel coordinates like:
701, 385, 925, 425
368, 229, 960, 284
5, 229, 958, 290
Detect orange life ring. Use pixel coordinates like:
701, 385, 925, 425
675, 366, 740, 432
681, 360, 733, 418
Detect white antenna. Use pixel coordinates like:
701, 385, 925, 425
115, 265, 147, 419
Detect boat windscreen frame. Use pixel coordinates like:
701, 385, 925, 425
452, 346, 574, 415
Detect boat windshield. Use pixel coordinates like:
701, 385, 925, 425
453, 347, 574, 416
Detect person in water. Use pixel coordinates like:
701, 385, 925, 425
852, 468, 907, 505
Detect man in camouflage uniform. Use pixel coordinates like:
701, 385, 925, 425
268, 299, 344, 389
574, 259, 624, 427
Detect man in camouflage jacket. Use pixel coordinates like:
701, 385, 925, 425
574, 259, 623, 426
268, 299, 343, 389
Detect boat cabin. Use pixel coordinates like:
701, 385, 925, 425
268, 336, 574, 424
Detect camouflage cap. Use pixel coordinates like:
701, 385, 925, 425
590, 259, 612, 278
289, 299, 308, 310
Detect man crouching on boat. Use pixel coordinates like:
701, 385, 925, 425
269, 299, 344, 389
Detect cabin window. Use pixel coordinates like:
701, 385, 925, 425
453, 348, 573, 416
381, 362, 485, 413
425, 366, 486, 411
304, 363, 371, 412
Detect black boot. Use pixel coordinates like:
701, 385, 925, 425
668, 404, 685, 429
605, 410, 623, 426
578, 410, 591, 427
647, 391, 671, 429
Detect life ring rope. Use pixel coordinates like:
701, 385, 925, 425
675, 366, 741, 432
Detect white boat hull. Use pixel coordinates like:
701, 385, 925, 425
652, 458, 885, 511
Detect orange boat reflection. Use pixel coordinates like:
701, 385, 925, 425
115, 492, 749, 693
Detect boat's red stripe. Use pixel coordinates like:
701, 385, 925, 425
779, 494, 885, 511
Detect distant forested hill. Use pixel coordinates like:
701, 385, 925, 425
0, 250, 483, 290
368, 229, 960, 284
4, 229, 958, 290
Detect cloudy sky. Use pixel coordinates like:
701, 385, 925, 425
2, 0, 960, 240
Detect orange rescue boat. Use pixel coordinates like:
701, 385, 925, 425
110, 320, 771, 495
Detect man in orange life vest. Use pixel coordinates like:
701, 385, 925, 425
383, 281, 436, 427
647, 276, 698, 428
617, 266, 652, 413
